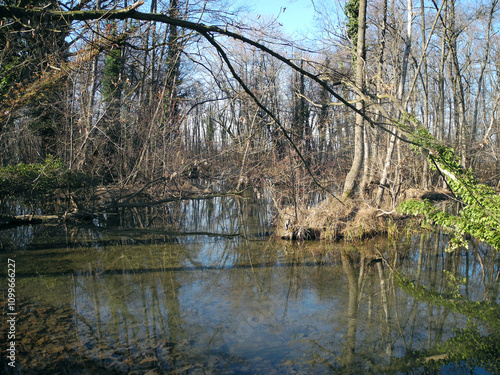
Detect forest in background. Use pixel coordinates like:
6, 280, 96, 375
1, 3, 499, 371
1, 0, 500, 236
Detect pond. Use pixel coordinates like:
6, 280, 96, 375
0, 196, 499, 374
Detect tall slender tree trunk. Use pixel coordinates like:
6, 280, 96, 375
447, 0, 467, 166
343, 0, 367, 198
291, 58, 310, 152
437, 17, 447, 142
163, 0, 182, 145
472, 0, 497, 144
317, 74, 329, 164
360, 124, 370, 197
371, 0, 388, 191
420, 0, 430, 189
375, 0, 412, 207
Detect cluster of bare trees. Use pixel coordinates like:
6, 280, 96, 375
0, 0, 499, 205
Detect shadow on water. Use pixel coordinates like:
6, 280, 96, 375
0, 195, 499, 374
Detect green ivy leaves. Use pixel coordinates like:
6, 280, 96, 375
398, 118, 500, 251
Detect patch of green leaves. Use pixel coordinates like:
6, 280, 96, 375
345, 0, 360, 48
398, 116, 500, 251
0, 156, 94, 198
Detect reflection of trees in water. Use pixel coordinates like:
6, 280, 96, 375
72, 246, 188, 373
7, 228, 498, 373
391, 235, 499, 373
106, 193, 274, 236
378, 235, 497, 372
290, 234, 499, 373
340, 250, 359, 369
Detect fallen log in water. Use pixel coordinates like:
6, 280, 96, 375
0, 214, 60, 227
0, 211, 95, 228
0, 190, 244, 228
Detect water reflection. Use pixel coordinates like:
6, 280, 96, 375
1, 198, 499, 374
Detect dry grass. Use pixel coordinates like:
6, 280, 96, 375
276, 197, 415, 241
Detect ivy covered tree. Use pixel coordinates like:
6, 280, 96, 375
345, 0, 360, 50
342, 0, 366, 198
0, 0, 71, 160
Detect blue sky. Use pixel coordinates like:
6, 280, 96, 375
242, 0, 318, 36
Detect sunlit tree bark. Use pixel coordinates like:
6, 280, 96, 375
343, 0, 367, 198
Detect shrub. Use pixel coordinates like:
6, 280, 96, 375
0, 156, 94, 198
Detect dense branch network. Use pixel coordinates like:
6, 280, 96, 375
1, 2, 499, 250
0, 4, 425, 150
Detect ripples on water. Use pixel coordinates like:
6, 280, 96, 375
0, 196, 498, 374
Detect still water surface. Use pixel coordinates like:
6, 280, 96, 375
1, 197, 499, 374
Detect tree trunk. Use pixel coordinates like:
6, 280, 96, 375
472, 0, 497, 144
163, 0, 182, 146
447, 0, 468, 166
343, 0, 367, 199
375, 0, 412, 207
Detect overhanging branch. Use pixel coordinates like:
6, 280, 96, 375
0, 4, 379, 135
0, 4, 440, 160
